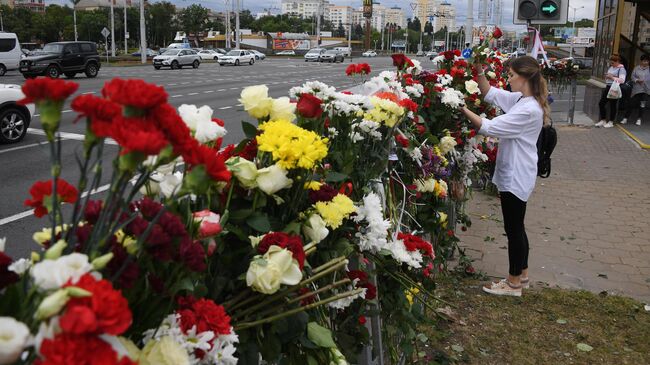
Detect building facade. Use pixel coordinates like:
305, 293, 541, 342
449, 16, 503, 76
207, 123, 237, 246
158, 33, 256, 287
385, 6, 406, 29
329, 5, 352, 27
281, 0, 331, 21
13, 0, 44, 12
75, 0, 133, 11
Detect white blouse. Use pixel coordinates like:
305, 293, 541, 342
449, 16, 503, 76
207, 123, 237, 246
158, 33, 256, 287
479, 87, 543, 202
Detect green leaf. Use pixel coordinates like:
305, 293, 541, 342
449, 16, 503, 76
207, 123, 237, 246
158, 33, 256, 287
230, 208, 254, 221
307, 355, 319, 365
325, 172, 348, 183
307, 322, 337, 348
577, 343, 593, 352
246, 212, 271, 232
170, 277, 194, 294
242, 121, 258, 139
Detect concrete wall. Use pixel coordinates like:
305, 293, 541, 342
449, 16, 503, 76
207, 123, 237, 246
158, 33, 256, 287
583, 78, 606, 122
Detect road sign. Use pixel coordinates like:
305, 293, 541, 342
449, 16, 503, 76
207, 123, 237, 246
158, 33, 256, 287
101, 27, 110, 38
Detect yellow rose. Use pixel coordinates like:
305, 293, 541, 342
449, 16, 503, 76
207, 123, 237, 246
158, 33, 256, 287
256, 164, 293, 195
438, 211, 448, 228
302, 214, 329, 244
239, 85, 273, 119
465, 80, 480, 95
270, 97, 296, 121
246, 245, 302, 294
139, 337, 190, 365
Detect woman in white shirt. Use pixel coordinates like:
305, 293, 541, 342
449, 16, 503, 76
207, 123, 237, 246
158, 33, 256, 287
461, 56, 548, 296
595, 54, 627, 128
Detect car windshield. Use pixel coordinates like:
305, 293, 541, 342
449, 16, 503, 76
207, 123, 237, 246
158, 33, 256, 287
162, 50, 180, 55
42, 44, 64, 53
226, 51, 240, 56
307, 49, 322, 54
325, 50, 337, 54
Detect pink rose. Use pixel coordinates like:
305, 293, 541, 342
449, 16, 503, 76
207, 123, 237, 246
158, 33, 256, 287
193, 210, 222, 238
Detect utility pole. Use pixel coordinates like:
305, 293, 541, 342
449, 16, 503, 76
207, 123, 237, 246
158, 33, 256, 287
111, 0, 116, 56
124, 0, 128, 55
347, 22, 352, 53
466, 0, 473, 47
225, 0, 231, 49
139, 0, 146, 64
73, 4, 78, 41
235, 0, 240, 49
569, 5, 584, 58
316, 0, 322, 46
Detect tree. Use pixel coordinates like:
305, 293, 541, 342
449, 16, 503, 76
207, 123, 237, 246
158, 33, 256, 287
335, 23, 346, 38
179, 4, 209, 46
147, 1, 177, 48
412, 17, 421, 32
77, 9, 108, 43
353, 24, 363, 40
239, 10, 256, 30
32, 5, 73, 43
424, 21, 433, 35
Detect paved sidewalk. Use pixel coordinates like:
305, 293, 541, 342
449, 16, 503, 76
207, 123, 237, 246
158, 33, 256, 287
458, 125, 650, 303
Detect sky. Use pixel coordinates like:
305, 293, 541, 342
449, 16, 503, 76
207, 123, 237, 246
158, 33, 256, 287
50, 0, 598, 32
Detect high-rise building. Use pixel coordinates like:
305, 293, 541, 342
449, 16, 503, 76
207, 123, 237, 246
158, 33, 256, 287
281, 0, 331, 21
385, 6, 406, 29
433, 1, 455, 32
13, 0, 44, 12
75, 0, 133, 11
329, 5, 352, 27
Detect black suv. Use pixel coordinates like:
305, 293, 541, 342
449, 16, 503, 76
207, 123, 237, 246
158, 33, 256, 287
19, 42, 101, 79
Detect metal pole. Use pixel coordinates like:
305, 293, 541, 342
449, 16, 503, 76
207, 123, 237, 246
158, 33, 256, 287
568, 77, 577, 124
124, 0, 128, 56
73, 8, 78, 41
139, 0, 146, 64
225, 0, 230, 49
316, 0, 322, 47
235, 0, 240, 49
466, 0, 474, 47
111, 0, 116, 56
348, 23, 352, 54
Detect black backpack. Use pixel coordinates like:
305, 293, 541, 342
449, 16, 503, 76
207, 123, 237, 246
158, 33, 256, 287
537, 122, 557, 178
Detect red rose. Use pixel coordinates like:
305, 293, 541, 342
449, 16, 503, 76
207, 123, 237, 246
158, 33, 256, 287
177, 296, 232, 336
102, 78, 167, 110
358, 316, 367, 325
296, 93, 323, 118
25, 179, 78, 218
492, 27, 503, 39
0, 252, 19, 290
394, 134, 409, 148
37, 333, 137, 365
258, 232, 305, 269
19, 77, 78, 105
62, 274, 132, 336
391, 53, 414, 69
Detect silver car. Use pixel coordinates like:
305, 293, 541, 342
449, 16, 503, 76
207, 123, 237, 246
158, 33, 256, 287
304, 48, 325, 62
153, 49, 201, 70
219, 50, 255, 66
319, 50, 344, 63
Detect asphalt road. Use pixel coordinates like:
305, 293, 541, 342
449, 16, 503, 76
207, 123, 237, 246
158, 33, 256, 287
0, 56, 583, 259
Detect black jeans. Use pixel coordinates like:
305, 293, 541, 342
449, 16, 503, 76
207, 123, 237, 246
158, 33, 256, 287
500, 192, 529, 276
624, 93, 648, 120
598, 86, 619, 121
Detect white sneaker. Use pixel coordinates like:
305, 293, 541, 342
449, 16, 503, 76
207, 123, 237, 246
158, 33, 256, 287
621, 118, 628, 124
636, 119, 642, 126
595, 120, 606, 127
604, 121, 614, 128
482, 279, 522, 297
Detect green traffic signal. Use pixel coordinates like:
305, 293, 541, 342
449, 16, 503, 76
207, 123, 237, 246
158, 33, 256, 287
540, 0, 559, 17
542, 4, 556, 13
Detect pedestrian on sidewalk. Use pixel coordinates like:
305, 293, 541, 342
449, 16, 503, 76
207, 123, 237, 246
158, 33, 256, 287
461, 56, 548, 297
596, 54, 627, 128
621, 54, 650, 126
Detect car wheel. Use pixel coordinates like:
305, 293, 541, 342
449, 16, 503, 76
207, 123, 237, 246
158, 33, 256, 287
0, 107, 28, 144
214, 56, 218, 60
219, 63, 224, 66
0, 64, 6, 76
46, 65, 60, 79
85, 63, 98, 78
154, 66, 161, 70
171, 61, 179, 69
249, 58, 254, 65
193, 60, 200, 68
65, 72, 76, 79
235, 59, 240, 66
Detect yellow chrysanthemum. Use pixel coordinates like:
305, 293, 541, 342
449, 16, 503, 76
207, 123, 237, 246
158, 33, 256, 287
432, 146, 449, 166
314, 194, 356, 229
364, 97, 405, 127
304, 181, 323, 190
115, 229, 138, 255
256, 120, 329, 170
33, 225, 68, 246
405, 287, 420, 306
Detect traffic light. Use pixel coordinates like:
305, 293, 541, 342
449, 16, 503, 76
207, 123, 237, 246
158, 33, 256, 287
514, 0, 566, 24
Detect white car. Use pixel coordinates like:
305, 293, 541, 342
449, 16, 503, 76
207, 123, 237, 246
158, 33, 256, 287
219, 50, 255, 66
362, 50, 377, 57
153, 49, 201, 70
0, 84, 35, 143
250, 50, 266, 60
197, 49, 223, 61
276, 50, 295, 56
0, 32, 22, 76
304, 48, 325, 62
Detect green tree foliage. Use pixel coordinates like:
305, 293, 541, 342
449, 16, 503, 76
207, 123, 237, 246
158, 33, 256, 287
179, 4, 209, 46
147, 1, 178, 48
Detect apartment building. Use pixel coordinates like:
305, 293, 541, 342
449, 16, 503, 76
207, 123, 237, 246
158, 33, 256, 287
281, 0, 331, 21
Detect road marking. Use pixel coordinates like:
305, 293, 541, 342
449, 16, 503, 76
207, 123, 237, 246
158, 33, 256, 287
0, 141, 48, 154
229, 87, 238, 90
219, 106, 232, 110
62, 110, 72, 113
82, 91, 96, 94
203, 90, 214, 93
171, 95, 183, 98
218, 89, 226, 91
27, 128, 118, 145
168, 83, 177, 86
188, 92, 199, 96
236, 103, 243, 106
181, 82, 190, 85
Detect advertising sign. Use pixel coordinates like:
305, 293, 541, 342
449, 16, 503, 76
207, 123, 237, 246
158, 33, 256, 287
363, 0, 372, 18
273, 39, 311, 50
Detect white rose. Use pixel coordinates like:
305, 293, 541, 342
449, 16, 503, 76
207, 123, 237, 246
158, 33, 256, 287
465, 80, 481, 95
415, 178, 435, 193
227, 157, 258, 189
302, 214, 329, 244
439, 136, 458, 155
178, 104, 213, 131
0, 317, 31, 365
246, 246, 302, 294
31, 253, 93, 291
270, 97, 296, 121
255, 164, 293, 195
8, 258, 31, 276
140, 336, 190, 365
195, 119, 227, 144
487, 71, 497, 79
239, 85, 273, 119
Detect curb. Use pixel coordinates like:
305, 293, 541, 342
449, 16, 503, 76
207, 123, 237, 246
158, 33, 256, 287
616, 125, 650, 149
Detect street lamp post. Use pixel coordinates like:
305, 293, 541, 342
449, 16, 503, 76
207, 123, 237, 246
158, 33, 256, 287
124, 0, 128, 56
569, 4, 584, 58
139, 0, 146, 64
110, 0, 116, 57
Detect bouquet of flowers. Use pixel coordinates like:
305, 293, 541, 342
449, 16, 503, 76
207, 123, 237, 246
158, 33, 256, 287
542, 58, 580, 94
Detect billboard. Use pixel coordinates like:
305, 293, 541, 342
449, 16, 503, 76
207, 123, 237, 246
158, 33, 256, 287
273, 39, 311, 50
363, 0, 372, 18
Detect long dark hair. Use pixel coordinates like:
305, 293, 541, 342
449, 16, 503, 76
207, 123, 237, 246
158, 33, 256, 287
510, 56, 551, 126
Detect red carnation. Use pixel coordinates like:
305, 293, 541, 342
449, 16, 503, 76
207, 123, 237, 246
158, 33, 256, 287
71, 94, 121, 138
19, 77, 79, 105
177, 296, 232, 336
296, 93, 323, 119
399, 98, 418, 113
357, 63, 371, 74
180, 239, 207, 272
345, 64, 357, 76
112, 116, 169, 156
25, 179, 78, 218
394, 134, 409, 148
102, 78, 167, 110
358, 316, 367, 325
397, 232, 434, 258
61, 273, 132, 336
257, 232, 305, 269
36, 333, 137, 365
308, 184, 338, 204
0, 252, 19, 290
492, 26, 503, 39
443, 50, 455, 60
391, 53, 414, 69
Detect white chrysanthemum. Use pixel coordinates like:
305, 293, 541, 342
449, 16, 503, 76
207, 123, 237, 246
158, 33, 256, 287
387, 239, 424, 268
432, 55, 445, 64
290, 81, 337, 100
440, 88, 465, 109
353, 193, 390, 253
328, 280, 367, 309
409, 147, 423, 163
437, 74, 453, 86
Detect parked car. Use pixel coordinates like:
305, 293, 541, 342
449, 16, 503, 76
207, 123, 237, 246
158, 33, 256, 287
153, 49, 201, 69
0, 33, 22, 76
416, 50, 425, 57
334, 47, 351, 57
219, 50, 255, 66
197, 49, 223, 60
19, 41, 101, 79
426, 51, 438, 60
362, 50, 377, 57
304, 48, 325, 62
319, 50, 344, 63
131, 48, 157, 57
516, 47, 526, 56
250, 50, 266, 60
276, 50, 296, 55
0, 84, 35, 144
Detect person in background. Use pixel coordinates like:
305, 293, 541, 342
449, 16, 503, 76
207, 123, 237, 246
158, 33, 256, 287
621, 54, 650, 126
596, 54, 627, 128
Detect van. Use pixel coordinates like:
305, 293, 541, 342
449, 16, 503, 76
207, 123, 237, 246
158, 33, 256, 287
334, 47, 351, 57
0, 33, 22, 76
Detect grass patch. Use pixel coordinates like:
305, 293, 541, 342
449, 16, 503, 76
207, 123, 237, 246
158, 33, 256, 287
420, 275, 650, 364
